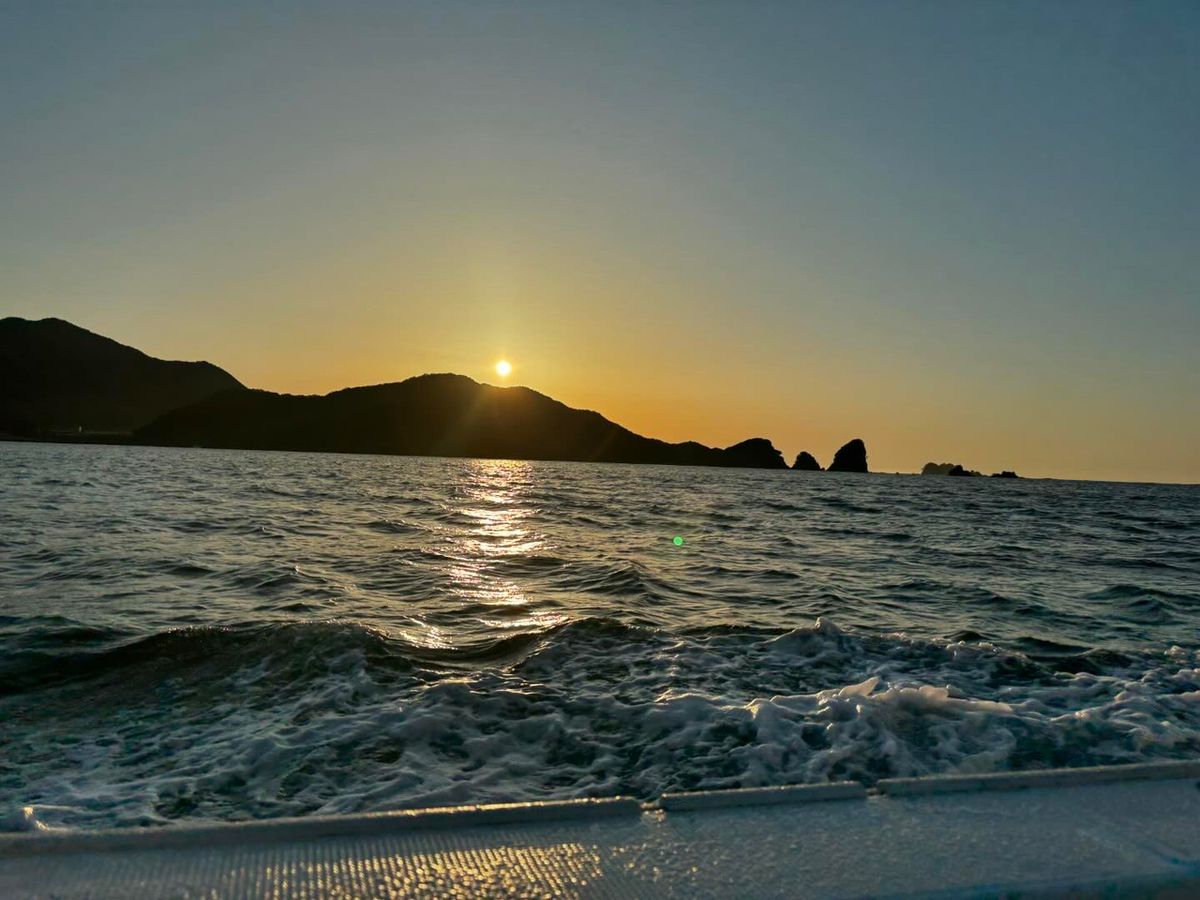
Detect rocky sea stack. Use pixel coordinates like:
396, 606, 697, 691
921, 462, 956, 476
947, 464, 982, 477
827, 438, 868, 473
720, 438, 789, 470
792, 451, 822, 471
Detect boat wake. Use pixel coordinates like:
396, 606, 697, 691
4, 616, 1198, 830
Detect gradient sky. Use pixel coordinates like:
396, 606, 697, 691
3, 2, 1197, 482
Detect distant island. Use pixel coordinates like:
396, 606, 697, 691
922, 462, 1020, 479
4, 317, 1025, 477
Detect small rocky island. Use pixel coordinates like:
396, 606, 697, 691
791, 451, 822, 471
828, 438, 869, 473
922, 462, 1020, 478
791, 439, 869, 473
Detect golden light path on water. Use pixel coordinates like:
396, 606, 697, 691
444, 460, 568, 635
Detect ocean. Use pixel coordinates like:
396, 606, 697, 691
2, 442, 1198, 831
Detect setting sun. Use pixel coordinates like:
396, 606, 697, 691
495, 360, 512, 378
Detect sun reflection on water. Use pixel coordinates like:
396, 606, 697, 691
442, 461, 564, 629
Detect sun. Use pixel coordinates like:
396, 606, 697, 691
495, 359, 512, 378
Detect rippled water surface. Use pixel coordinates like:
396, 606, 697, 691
2, 442, 1199, 830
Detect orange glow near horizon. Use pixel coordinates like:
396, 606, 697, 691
98, 308, 1200, 484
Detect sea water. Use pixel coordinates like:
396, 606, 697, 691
1, 442, 1198, 829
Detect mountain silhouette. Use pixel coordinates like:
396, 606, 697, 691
3, 317, 794, 468
0, 317, 243, 435
136, 374, 790, 469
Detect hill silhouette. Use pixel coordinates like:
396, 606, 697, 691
136, 374, 790, 469
0, 317, 242, 435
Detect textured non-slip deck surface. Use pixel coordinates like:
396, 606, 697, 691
4, 769, 1200, 898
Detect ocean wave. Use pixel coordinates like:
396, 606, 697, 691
364, 518, 426, 535
0, 620, 413, 696
0, 616, 600, 698
551, 560, 672, 600
5, 616, 1198, 830
1089, 583, 1198, 605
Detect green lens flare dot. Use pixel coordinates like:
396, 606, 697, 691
673, 536, 685, 546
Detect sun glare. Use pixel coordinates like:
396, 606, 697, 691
495, 360, 512, 378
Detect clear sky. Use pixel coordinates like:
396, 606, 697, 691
3, 2, 1197, 482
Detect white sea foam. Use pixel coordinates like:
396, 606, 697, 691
4, 617, 1198, 830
